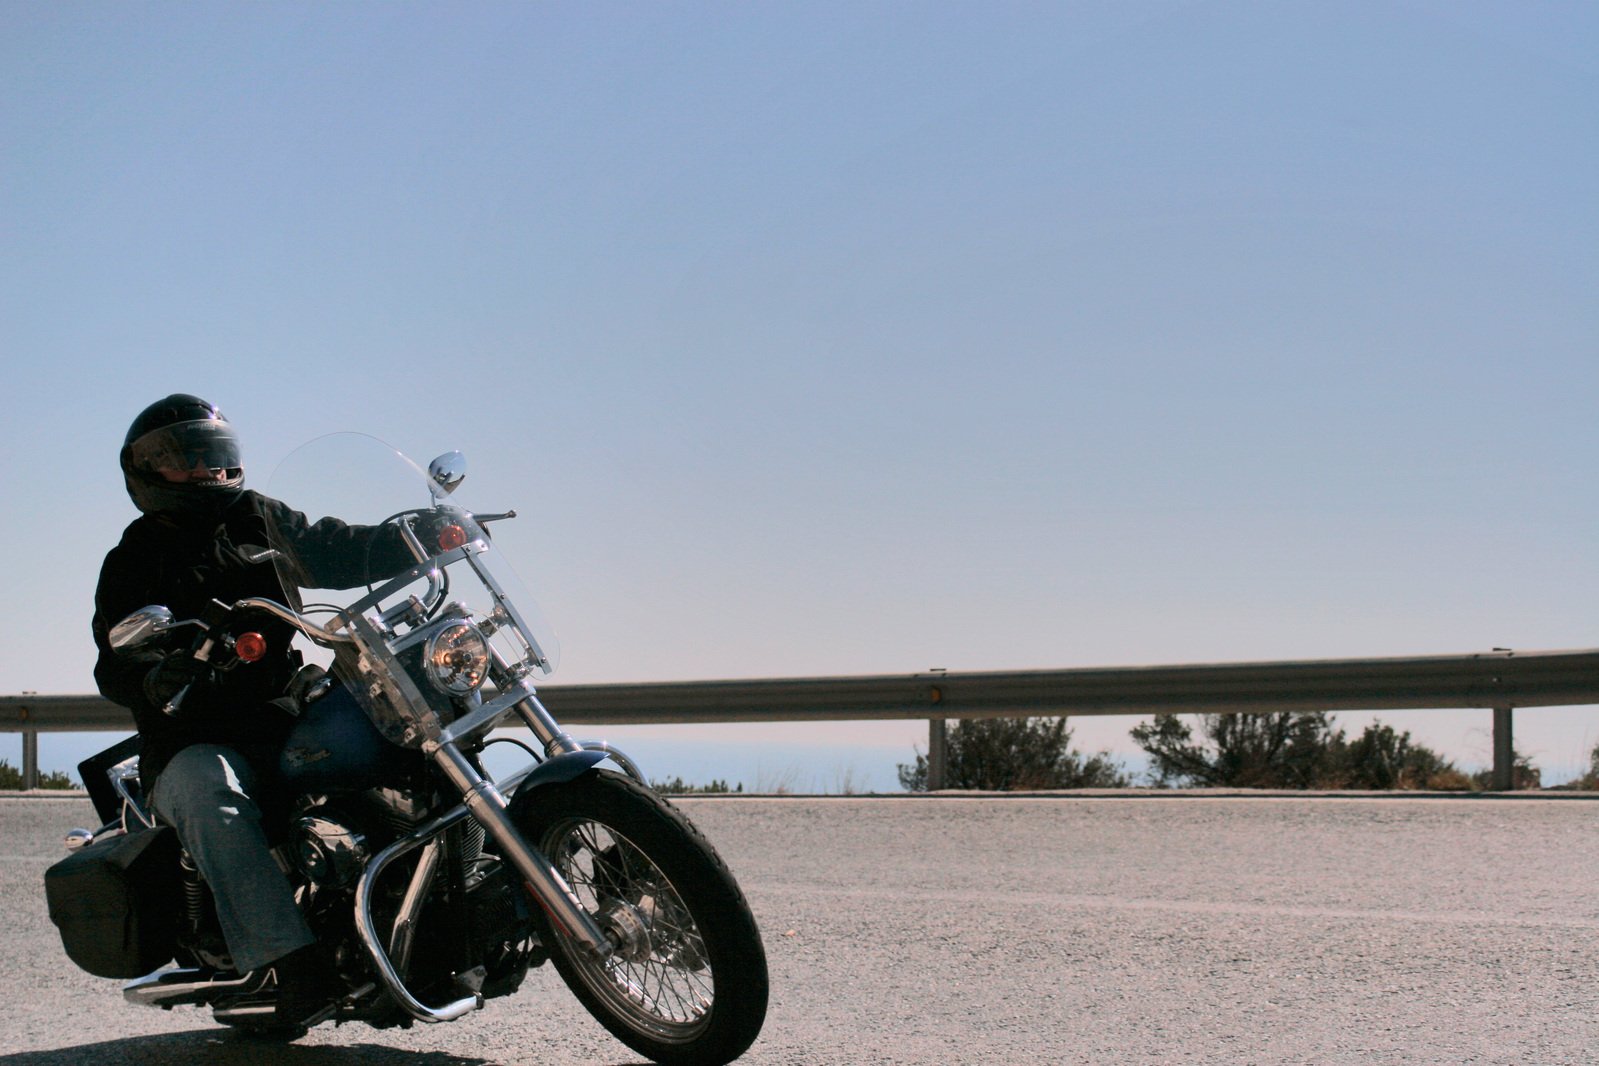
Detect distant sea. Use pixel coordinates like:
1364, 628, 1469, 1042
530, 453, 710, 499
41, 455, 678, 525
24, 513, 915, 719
2, 729, 942, 794
480, 734, 930, 794
6, 719, 1589, 793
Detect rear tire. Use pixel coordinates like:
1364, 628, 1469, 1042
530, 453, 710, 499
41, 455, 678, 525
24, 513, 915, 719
509, 770, 768, 1065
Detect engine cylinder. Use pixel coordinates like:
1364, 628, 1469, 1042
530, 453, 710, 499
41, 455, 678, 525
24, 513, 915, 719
292, 814, 370, 889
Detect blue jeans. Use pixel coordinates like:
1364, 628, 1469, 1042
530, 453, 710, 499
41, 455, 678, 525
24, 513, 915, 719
148, 744, 314, 973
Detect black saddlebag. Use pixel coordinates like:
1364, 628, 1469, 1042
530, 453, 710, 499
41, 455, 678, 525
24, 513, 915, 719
44, 826, 179, 978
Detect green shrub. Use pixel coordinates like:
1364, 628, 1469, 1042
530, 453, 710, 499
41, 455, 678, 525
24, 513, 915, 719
1131, 713, 1482, 791
650, 776, 742, 794
898, 717, 1129, 791
1131, 711, 1338, 788
0, 758, 76, 790
1326, 721, 1475, 791
1555, 742, 1599, 790
1468, 752, 1541, 791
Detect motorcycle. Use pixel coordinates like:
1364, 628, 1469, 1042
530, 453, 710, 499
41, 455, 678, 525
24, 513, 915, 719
46, 432, 769, 1065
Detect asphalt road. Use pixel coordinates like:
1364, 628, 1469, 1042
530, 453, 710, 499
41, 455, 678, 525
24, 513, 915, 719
3, 792, 1598, 1065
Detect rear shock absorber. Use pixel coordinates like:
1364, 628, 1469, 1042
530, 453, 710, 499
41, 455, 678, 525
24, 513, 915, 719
179, 848, 207, 933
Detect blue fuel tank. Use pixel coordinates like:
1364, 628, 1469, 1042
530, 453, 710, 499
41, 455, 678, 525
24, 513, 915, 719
278, 684, 419, 791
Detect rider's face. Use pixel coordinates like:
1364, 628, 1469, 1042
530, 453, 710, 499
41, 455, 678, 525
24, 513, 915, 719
157, 459, 229, 483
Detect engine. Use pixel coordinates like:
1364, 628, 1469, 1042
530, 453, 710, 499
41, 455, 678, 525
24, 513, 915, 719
291, 812, 370, 889
286, 791, 540, 1007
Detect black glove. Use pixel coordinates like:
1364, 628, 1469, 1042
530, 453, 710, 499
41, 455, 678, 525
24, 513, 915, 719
143, 652, 208, 709
285, 663, 332, 712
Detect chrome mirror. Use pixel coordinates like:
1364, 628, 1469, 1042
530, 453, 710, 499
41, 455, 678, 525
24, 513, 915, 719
428, 451, 466, 498
109, 605, 176, 654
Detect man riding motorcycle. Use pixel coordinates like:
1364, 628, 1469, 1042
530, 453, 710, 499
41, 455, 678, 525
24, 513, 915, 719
91, 394, 409, 1029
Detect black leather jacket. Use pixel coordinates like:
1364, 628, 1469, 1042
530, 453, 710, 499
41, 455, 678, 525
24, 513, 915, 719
92, 489, 407, 782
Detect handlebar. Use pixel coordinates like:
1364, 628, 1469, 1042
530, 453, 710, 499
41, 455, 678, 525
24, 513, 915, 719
230, 596, 357, 643
148, 596, 355, 717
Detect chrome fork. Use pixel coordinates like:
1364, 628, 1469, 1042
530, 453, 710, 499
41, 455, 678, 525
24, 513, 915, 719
427, 740, 611, 955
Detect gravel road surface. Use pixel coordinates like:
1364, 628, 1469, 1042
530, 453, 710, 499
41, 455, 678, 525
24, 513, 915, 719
3, 793, 1597, 1065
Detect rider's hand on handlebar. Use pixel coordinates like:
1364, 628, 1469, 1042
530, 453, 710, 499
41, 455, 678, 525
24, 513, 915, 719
143, 652, 209, 709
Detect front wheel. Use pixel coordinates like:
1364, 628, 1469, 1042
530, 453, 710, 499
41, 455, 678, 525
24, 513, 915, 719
509, 770, 768, 1065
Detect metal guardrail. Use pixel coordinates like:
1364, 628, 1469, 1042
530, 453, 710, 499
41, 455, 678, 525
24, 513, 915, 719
7, 646, 1599, 790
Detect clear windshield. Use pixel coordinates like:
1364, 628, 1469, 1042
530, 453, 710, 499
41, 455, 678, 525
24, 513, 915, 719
261, 432, 560, 681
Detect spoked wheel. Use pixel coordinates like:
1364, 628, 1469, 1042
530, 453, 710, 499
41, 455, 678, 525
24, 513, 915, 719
509, 770, 768, 1065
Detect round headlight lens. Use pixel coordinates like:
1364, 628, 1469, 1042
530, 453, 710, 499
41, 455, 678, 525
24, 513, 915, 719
424, 621, 490, 695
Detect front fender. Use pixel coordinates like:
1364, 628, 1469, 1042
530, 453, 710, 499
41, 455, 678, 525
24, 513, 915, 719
513, 749, 607, 796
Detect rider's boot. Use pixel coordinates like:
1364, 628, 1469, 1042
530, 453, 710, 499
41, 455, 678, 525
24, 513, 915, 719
271, 943, 340, 1028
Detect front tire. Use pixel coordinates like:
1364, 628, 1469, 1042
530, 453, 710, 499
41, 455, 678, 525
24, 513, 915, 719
509, 770, 768, 1065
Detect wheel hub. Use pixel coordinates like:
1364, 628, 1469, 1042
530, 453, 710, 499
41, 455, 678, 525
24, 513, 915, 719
600, 898, 654, 963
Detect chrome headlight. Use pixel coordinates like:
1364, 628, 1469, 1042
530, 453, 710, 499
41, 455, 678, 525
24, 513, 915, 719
423, 620, 490, 695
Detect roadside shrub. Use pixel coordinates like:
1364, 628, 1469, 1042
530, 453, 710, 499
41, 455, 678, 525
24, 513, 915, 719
1131, 713, 1480, 790
898, 717, 1129, 792
1469, 752, 1541, 791
1131, 711, 1337, 788
650, 776, 742, 794
1326, 721, 1474, 791
1555, 742, 1599, 790
0, 758, 76, 790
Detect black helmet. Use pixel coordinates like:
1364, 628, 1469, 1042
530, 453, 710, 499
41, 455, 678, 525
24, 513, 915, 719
120, 394, 245, 517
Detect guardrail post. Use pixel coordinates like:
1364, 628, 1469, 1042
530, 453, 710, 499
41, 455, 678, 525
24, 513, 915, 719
1492, 706, 1514, 790
928, 718, 947, 791
22, 729, 38, 791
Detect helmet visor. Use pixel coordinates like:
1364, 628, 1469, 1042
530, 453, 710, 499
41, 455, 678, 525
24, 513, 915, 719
127, 420, 242, 475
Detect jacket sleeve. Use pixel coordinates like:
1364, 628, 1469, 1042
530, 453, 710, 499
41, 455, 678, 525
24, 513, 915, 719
257, 494, 415, 592
91, 544, 159, 716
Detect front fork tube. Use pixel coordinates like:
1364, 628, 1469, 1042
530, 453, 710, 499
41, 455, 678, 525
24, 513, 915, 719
428, 740, 613, 957
510, 690, 585, 758
507, 686, 648, 785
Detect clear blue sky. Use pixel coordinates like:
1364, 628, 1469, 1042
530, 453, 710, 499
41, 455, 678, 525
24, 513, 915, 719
3, 2, 1594, 786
